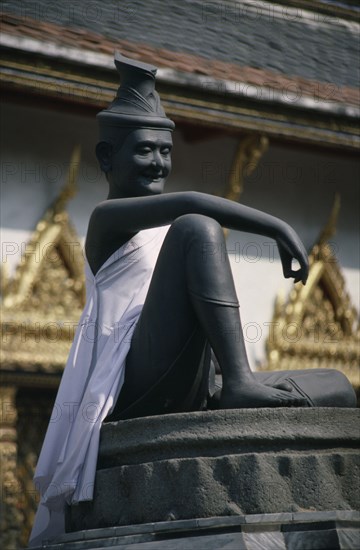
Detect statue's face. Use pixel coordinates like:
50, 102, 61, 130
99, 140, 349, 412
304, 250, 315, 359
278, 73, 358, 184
111, 128, 172, 197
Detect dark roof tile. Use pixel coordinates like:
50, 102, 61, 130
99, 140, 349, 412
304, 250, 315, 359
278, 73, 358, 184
1, 13, 358, 108
2, 0, 359, 89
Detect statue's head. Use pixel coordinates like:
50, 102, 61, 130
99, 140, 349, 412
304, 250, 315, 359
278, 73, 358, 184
96, 53, 175, 198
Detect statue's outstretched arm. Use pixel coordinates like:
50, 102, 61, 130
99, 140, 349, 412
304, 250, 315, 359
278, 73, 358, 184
88, 191, 308, 284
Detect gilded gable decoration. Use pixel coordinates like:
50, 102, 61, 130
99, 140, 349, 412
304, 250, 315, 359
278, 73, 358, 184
0, 146, 85, 377
224, 134, 269, 203
222, 134, 269, 237
265, 195, 360, 392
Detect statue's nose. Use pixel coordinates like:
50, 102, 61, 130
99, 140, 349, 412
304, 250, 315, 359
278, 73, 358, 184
151, 150, 164, 169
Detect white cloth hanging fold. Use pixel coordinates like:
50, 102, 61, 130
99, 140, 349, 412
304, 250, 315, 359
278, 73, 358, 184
29, 226, 169, 546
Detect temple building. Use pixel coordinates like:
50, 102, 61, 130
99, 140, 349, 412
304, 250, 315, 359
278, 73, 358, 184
0, 1, 359, 547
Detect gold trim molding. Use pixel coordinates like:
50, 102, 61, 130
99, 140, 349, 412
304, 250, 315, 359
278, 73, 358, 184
264, 196, 360, 391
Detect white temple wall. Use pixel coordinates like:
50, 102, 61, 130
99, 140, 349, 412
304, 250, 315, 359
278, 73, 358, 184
1, 102, 359, 367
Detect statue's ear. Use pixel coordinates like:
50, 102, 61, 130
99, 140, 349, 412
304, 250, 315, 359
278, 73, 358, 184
96, 141, 113, 173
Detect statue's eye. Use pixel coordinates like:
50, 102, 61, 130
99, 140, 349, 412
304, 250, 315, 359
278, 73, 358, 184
161, 147, 172, 156
137, 146, 152, 155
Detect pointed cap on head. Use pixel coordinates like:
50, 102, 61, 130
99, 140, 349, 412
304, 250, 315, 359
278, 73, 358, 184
97, 52, 175, 143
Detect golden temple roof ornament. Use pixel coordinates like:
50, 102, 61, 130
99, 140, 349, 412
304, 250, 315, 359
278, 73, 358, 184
222, 134, 269, 237
224, 134, 269, 203
264, 195, 359, 393
1, 146, 85, 376
2, 145, 84, 311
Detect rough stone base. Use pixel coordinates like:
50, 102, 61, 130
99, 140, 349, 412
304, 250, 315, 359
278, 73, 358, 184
67, 409, 359, 532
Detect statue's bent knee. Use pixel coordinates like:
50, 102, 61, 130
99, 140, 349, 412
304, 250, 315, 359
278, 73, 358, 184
170, 213, 223, 241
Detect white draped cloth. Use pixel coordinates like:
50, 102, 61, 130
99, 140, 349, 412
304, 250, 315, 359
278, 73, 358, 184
29, 226, 169, 547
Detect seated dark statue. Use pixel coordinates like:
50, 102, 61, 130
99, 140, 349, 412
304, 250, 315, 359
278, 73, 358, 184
87, 52, 356, 420
28, 52, 356, 548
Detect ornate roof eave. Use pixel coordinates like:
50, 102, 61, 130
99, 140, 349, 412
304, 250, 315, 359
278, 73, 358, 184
1, 32, 359, 151
265, 0, 360, 23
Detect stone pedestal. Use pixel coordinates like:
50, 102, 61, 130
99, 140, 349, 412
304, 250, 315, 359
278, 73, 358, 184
37, 409, 360, 549
43, 511, 360, 549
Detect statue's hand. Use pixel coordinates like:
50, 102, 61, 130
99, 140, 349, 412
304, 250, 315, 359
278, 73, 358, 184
276, 225, 309, 285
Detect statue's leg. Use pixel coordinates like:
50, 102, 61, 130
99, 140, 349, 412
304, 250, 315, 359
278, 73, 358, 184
255, 369, 356, 407
110, 214, 306, 420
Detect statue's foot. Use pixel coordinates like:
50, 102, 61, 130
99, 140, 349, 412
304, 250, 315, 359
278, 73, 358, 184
270, 381, 293, 392
219, 381, 307, 408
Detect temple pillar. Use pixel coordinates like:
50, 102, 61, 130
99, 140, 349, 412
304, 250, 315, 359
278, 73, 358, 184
0, 386, 22, 549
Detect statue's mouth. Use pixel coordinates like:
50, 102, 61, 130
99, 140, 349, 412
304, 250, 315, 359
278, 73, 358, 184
143, 172, 165, 183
